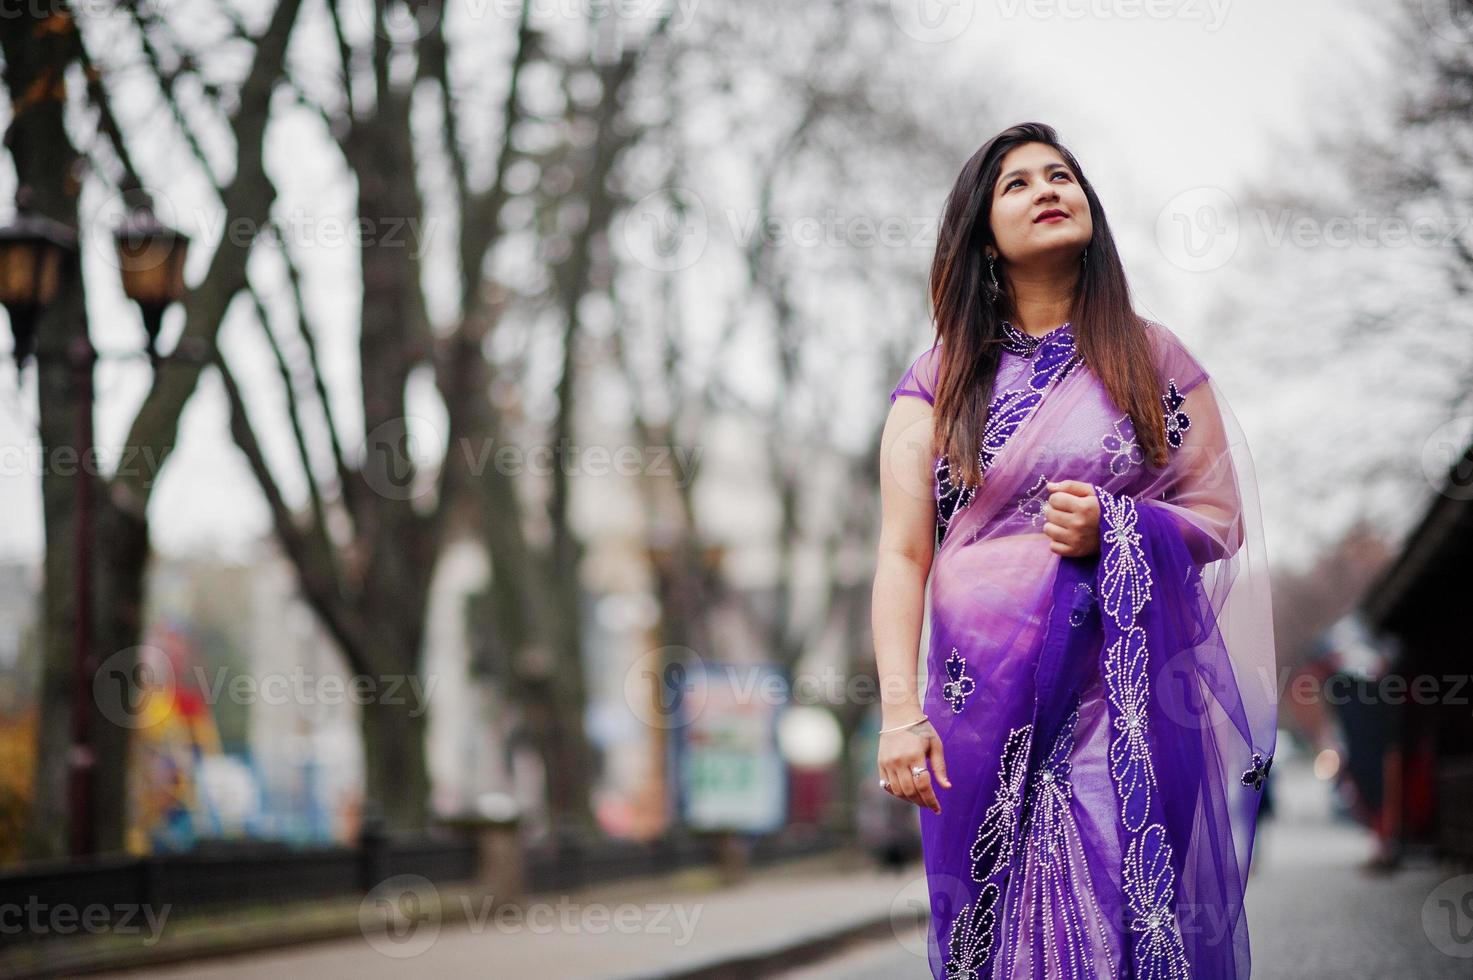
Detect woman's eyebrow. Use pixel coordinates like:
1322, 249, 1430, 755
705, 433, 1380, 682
998, 162, 1069, 184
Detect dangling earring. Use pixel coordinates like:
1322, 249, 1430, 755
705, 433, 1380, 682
988, 253, 1000, 296
1081, 246, 1089, 266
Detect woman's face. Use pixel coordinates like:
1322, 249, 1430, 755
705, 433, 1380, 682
986, 141, 1093, 268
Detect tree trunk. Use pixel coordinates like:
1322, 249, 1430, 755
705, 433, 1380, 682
89, 499, 152, 852
358, 683, 430, 834
3, 7, 103, 860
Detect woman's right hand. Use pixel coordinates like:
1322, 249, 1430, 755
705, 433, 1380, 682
878, 720, 951, 813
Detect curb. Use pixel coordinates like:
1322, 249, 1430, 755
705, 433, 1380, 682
640, 902, 928, 980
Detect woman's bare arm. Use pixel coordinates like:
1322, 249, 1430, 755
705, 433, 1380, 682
873, 394, 950, 810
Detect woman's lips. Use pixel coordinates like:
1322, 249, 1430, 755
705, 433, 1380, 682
1036, 212, 1067, 223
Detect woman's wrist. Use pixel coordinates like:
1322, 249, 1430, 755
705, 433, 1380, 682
880, 701, 925, 728
878, 713, 930, 735
877, 669, 921, 722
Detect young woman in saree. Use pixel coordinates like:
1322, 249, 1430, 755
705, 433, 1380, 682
873, 122, 1278, 979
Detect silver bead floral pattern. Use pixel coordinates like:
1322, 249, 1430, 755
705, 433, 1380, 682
1240, 752, 1273, 791
1102, 415, 1145, 475
942, 647, 977, 714
1160, 378, 1192, 449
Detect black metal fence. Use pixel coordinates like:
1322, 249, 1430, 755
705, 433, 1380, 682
0, 831, 476, 944
524, 825, 849, 892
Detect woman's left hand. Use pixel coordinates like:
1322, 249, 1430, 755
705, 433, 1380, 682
1041, 479, 1100, 557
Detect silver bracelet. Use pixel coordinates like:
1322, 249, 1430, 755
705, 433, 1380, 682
878, 713, 929, 735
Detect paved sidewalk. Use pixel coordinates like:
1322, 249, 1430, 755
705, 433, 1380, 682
775, 758, 1473, 980
84, 851, 926, 980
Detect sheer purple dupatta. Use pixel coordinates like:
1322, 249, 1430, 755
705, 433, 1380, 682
920, 322, 1278, 980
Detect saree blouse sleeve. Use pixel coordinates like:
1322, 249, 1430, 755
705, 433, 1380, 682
890, 342, 942, 405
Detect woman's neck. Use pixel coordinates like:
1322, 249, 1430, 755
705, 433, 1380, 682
1008, 299, 1074, 337
1005, 263, 1077, 336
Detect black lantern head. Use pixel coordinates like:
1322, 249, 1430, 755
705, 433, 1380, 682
114, 207, 190, 358
0, 207, 78, 365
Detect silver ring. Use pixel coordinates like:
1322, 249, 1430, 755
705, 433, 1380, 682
911, 766, 927, 778
879, 778, 891, 790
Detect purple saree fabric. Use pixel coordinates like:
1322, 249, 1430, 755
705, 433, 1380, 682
889, 320, 1278, 980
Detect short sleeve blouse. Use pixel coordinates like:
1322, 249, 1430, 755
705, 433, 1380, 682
889, 343, 943, 405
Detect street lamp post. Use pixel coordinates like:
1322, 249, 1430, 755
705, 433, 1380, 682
0, 201, 76, 366
2, 197, 189, 857
0, 198, 86, 852
114, 206, 190, 366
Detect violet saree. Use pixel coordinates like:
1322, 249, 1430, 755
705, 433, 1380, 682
888, 319, 1277, 980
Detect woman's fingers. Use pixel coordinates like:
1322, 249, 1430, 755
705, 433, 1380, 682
880, 730, 948, 811
912, 767, 941, 812
890, 764, 917, 803
927, 735, 952, 788
889, 753, 940, 812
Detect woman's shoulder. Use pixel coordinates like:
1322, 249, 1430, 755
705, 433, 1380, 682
890, 339, 944, 406
1138, 317, 1209, 395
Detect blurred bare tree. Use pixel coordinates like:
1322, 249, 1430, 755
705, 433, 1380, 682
7, 0, 1002, 856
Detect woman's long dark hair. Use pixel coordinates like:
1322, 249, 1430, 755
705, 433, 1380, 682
929, 121, 1170, 488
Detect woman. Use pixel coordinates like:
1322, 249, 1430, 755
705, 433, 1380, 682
873, 122, 1278, 979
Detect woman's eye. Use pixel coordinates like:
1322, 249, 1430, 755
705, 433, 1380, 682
1005, 172, 1069, 191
